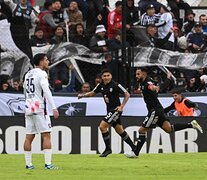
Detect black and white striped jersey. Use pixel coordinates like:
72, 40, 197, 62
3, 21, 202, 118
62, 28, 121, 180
140, 13, 160, 26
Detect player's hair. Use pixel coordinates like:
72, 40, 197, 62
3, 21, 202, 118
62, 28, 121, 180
137, 67, 149, 73
101, 69, 112, 75
33, 53, 46, 66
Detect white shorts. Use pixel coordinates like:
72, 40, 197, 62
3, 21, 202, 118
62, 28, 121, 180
25, 114, 52, 134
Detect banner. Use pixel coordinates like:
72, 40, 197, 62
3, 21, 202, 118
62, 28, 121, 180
0, 19, 32, 81
0, 116, 206, 154
1, 93, 207, 116
2, 18, 207, 81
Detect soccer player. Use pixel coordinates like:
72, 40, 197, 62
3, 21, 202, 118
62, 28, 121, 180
78, 69, 136, 157
124, 68, 203, 158
23, 53, 59, 169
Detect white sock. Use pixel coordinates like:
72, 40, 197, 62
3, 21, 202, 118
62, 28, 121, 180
24, 151, 32, 166
44, 149, 52, 165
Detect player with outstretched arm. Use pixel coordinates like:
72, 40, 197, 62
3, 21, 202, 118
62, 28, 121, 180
78, 69, 136, 157
124, 67, 203, 158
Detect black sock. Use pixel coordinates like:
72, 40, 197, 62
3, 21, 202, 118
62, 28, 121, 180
172, 124, 192, 132
120, 131, 136, 151
134, 134, 146, 156
102, 132, 111, 150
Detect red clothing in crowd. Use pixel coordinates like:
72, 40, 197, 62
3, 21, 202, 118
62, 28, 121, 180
107, 9, 122, 39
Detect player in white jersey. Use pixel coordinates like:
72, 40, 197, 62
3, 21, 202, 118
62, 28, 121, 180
23, 53, 59, 170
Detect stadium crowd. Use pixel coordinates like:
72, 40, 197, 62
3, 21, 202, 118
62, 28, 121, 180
0, 0, 207, 93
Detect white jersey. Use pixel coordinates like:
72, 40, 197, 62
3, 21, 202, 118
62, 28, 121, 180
157, 12, 174, 43
23, 68, 56, 115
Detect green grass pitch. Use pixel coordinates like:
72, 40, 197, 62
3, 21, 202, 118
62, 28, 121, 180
1, 153, 207, 180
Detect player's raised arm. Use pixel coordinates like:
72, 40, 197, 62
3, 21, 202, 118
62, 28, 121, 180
78, 91, 96, 99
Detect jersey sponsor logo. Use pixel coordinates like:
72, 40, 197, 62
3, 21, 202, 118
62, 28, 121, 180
58, 102, 86, 116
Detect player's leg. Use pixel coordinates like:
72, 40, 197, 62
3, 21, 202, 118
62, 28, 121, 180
162, 120, 203, 134
24, 115, 36, 169
99, 120, 111, 157
114, 124, 136, 151
24, 134, 35, 169
37, 115, 58, 169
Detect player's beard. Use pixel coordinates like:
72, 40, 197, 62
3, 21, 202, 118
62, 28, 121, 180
137, 77, 143, 83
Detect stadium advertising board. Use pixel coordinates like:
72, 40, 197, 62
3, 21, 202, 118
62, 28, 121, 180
1, 93, 207, 116
0, 116, 206, 154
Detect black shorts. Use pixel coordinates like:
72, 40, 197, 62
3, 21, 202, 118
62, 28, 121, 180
104, 110, 122, 128
142, 108, 168, 128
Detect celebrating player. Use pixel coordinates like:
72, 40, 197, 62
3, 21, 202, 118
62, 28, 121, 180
124, 67, 203, 158
78, 69, 136, 157
23, 53, 59, 169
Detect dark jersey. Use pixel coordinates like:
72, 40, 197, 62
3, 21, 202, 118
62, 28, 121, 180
53, 9, 64, 24
93, 81, 127, 112
140, 77, 163, 111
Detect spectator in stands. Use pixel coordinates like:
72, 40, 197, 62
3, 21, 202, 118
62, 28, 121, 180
108, 31, 122, 51
49, 26, 68, 86
50, 25, 66, 44
174, 26, 188, 52
125, 0, 139, 45
197, 75, 207, 92
187, 22, 207, 53
156, 5, 174, 50
94, 74, 102, 87
86, 0, 109, 36
166, 0, 191, 21
4, 0, 39, 32
140, 4, 160, 26
0, 77, 14, 92
108, 1, 129, 39
38, 1, 58, 41
64, 0, 83, 32
182, 10, 196, 36
186, 77, 198, 92
52, 0, 66, 25
30, 26, 49, 47
138, 0, 163, 15
199, 14, 207, 33
126, 0, 139, 26
63, 0, 88, 21
89, 24, 108, 53
164, 87, 198, 116
80, 82, 91, 93
141, 23, 173, 50
70, 23, 89, 47
13, 80, 23, 92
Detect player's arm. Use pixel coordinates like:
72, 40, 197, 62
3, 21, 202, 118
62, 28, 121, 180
78, 83, 101, 99
78, 91, 96, 99
148, 84, 160, 93
40, 73, 59, 119
116, 84, 130, 112
184, 99, 199, 109
164, 102, 176, 113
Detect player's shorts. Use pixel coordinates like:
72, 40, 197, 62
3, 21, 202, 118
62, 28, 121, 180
142, 108, 168, 128
104, 110, 122, 127
25, 114, 52, 134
